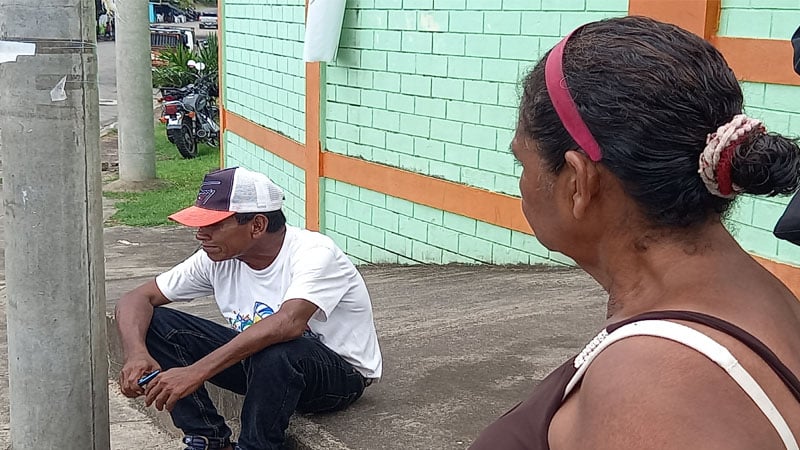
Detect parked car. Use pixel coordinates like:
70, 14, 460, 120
199, 13, 217, 29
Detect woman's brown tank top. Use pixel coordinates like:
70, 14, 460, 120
469, 310, 800, 450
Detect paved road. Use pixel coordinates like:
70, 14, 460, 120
97, 40, 118, 130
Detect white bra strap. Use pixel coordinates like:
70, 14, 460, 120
563, 320, 798, 450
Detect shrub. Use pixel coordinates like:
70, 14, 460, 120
152, 33, 218, 90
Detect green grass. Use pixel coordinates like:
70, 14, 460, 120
104, 123, 220, 226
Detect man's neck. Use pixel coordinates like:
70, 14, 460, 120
238, 226, 288, 270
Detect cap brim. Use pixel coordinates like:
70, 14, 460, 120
168, 206, 235, 227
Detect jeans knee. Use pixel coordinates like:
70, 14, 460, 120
252, 339, 301, 363
246, 339, 308, 376
147, 307, 192, 344
150, 306, 182, 330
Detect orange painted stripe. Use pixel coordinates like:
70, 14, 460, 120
322, 151, 532, 234
712, 36, 800, 87
222, 0, 800, 297
628, 0, 720, 40
303, 0, 321, 231
223, 110, 306, 167
219, 105, 227, 167
226, 116, 800, 293
218, 2, 225, 168
628, 0, 798, 88
305, 63, 322, 231
223, 114, 530, 233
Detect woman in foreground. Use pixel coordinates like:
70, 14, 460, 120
471, 16, 800, 450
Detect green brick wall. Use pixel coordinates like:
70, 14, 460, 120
322, 179, 573, 266
223, 0, 307, 143
719, 0, 800, 39
321, 1, 625, 264
219, 0, 800, 268
717, 1, 800, 265
726, 81, 800, 265
325, 1, 627, 198
224, 131, 306, 227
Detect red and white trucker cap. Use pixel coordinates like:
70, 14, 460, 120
168, 167, 285, 227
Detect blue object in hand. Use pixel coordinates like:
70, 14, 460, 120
137, 369, 160, 387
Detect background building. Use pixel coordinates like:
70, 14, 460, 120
216, 0, 800, 292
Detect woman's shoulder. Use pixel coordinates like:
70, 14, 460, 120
550, 318, 798, 450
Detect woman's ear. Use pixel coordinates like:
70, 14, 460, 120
564, 150, 601, 220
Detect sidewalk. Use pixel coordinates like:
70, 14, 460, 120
101, 225, 609, 449
0, 189, 610, 449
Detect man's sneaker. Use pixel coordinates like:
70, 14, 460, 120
182, 435, 233, 450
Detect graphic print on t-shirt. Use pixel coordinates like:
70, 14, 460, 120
229, 301, 275, 331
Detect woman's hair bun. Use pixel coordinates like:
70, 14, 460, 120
733, 132, 800, 196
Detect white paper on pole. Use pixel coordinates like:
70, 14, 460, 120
303, 0, 347, 63
0, 41, 35, 64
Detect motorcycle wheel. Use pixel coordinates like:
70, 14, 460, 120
166, 127, 176, 144
171, 121, 198, 159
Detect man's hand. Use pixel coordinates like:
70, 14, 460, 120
119, 353, 161, 398
144, 366, 205, 411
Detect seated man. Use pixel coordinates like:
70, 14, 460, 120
115, 166, 382, 450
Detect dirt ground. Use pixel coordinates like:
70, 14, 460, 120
101, 130, 119, 173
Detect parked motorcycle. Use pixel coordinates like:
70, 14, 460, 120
158, 60, 220, 159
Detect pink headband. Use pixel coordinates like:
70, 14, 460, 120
545, 31, 602, 162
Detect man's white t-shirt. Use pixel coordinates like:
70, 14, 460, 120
155, 225, 382, 379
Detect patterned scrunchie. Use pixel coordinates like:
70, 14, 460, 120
698, 114, 766, 198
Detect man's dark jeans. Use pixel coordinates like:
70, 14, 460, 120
146, 307, 367, 450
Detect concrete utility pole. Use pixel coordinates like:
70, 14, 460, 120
112, 0, 157, 186
0, 0, 111, 448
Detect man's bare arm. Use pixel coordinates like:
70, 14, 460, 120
115, 279, 171, 397
116, 279, 171, 359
